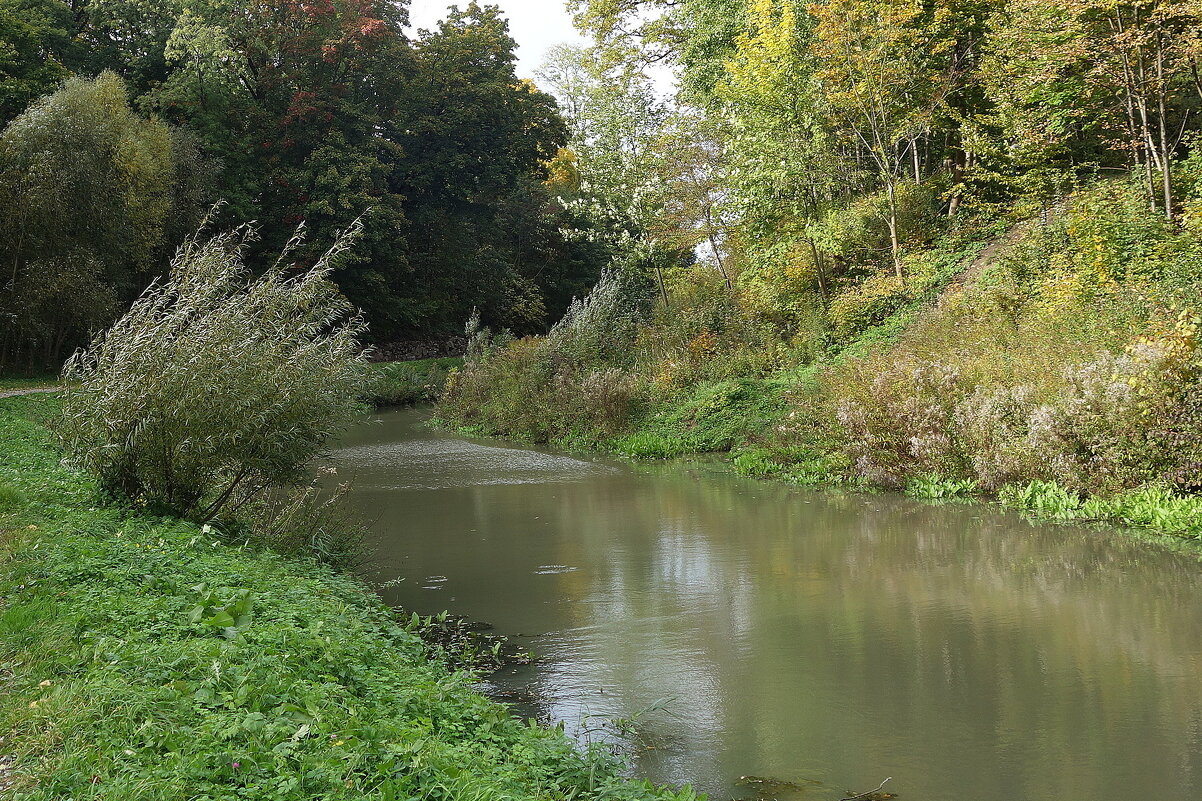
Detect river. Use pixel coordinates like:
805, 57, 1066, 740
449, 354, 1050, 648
331, 407, 1202, 801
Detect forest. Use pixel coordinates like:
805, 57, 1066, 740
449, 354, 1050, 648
0, 0, 625, 370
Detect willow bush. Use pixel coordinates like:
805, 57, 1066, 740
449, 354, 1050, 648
59, 222, 369, 523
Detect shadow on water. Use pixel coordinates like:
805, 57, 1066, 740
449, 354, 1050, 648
330, 408, 1202, 801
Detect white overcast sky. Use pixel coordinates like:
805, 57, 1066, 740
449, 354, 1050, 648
407, 0, 588, 79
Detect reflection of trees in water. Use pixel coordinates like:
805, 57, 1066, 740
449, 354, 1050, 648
524, 466, 1202, 800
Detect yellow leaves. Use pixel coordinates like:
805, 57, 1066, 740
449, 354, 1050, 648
719, 0, 804, 106
542, 147, 581, 193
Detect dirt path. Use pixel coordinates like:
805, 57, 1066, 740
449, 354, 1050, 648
0, 387, 59, 399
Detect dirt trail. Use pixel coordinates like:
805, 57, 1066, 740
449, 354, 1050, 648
944, 221, 1031, 295
0, 387, 59, 399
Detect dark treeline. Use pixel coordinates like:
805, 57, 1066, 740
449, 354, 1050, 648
0, 0, 615, 371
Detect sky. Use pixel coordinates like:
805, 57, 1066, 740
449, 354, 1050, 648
407, 0, 588, 79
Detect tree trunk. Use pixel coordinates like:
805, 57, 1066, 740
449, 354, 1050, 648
653, 264, 670, 309
1156, 34, 1174, 220
947, 147, 965, 217
886, 180, 903, 281
808, 239, 828, 301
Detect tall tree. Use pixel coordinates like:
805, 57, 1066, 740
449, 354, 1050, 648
810, 0, 949, 278
0, 73, 203, 369
0, 0, 75, 123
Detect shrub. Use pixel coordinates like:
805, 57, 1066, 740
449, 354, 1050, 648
59, 223, 369, 522
832, 360, 968, 487
545, 268, 654, 370
827, 272, 911, 340
1026, 314, 1202, 493
556, 367, 642, 437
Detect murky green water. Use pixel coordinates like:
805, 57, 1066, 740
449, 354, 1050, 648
332, 408, 1202, 801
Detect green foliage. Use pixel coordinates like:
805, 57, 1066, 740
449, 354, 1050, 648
631, 378, 789, 454
998, 480, 1084, 519
0, 395, 699, 801
0, 72, 207, 370
59, 224, 369, 521
906, 473, 979, 501
0, 0, 74, 122
731, 446, 785, 477
367, 358, 464, 407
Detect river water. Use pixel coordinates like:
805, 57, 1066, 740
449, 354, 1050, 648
331, 408, 1202, 801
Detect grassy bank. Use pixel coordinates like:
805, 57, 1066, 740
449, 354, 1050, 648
0, 394, 695, 801
437, 180, 1202, 542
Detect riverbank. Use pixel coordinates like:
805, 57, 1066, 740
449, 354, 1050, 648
438, 371, 1202, 545
0, 393, 696, 801
436, 181, 1202, 543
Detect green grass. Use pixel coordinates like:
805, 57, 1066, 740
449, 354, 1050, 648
0, 394, 696, 801
608, 377, 790, 458
366, 358, 462, 407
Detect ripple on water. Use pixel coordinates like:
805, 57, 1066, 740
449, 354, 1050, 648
534, 565, 579, 575
331, 438, 613, 489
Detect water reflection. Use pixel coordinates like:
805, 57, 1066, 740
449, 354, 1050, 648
332, 409, 1202, 801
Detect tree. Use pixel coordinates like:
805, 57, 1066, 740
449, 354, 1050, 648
716, 0, 843, 297
0, 0, 75, 123
537, 43, 685, 304
393, 3, 569, 332
0, 72, 205, 370
810, 0, 950, 278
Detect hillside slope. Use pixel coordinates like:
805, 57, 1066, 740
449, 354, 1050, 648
437, 182, 1202, 539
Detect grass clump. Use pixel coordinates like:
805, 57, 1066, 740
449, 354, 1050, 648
0, 394, 698, 801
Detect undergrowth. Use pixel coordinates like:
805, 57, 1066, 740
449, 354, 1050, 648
367, 358, 463, 407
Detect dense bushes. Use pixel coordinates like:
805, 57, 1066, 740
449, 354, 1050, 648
441, 271, 654, 443
825, 183, 1202, 499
